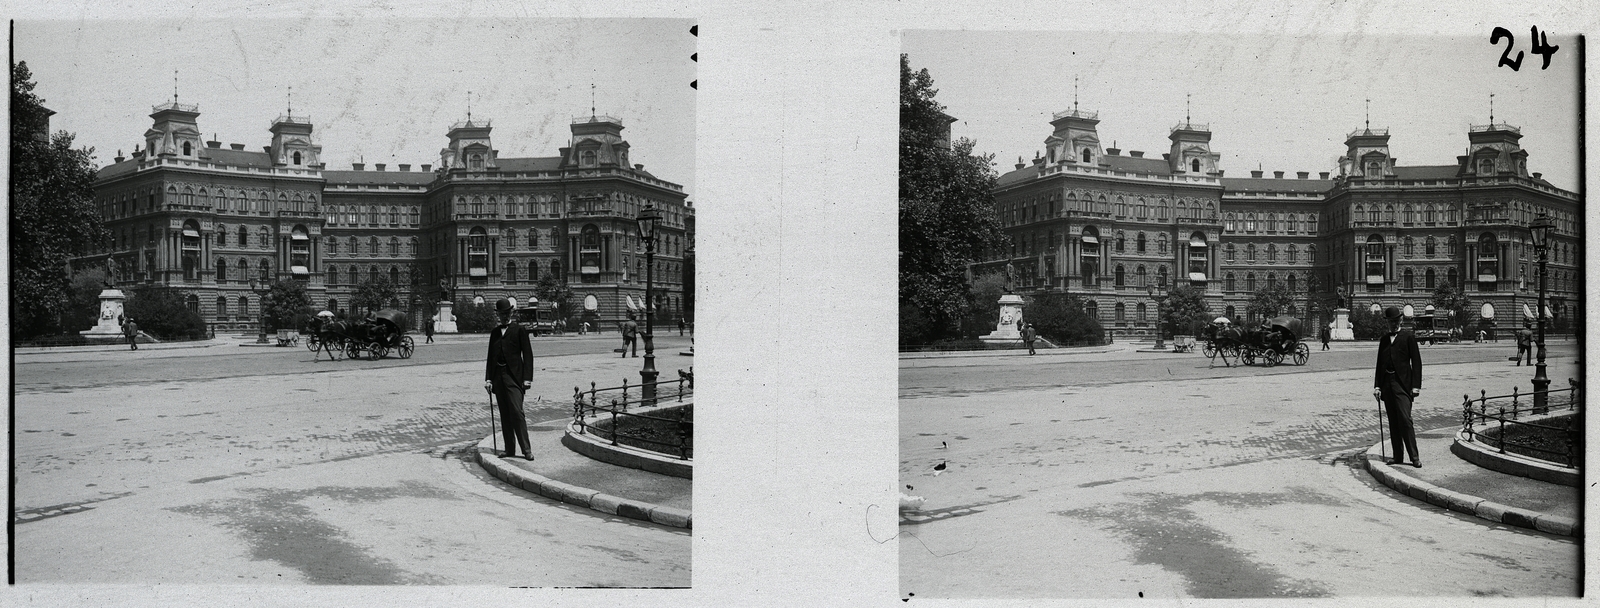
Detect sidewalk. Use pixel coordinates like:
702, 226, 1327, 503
1363, 424, 1579, 536
474, 417, 692, 529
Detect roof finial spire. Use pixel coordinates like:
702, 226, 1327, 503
1365, 98, 1370, 131
1489, 92, 1495, 123
1186, 92, 1191, 125
287, 86, 293, 116
1073, 75, 1079, 113
591, 83, 596, 120
173, 70, 179, 103
466, 90, 472, 123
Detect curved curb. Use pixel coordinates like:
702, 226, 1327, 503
562, 421, 693, 479
473, 440, 690, 530
1360, 444, 1578, 537
1450, 427, 1580, 487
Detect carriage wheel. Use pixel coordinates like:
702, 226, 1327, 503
398, 336, 414, 359
344, 340, 364, 360
369, 342, 389, 360
1265, 349, 1283, 367
1240, 348, 1257, 366
1293, 343, 1309, 366
305, 334, 319, 352
1202, 341, 1217, 358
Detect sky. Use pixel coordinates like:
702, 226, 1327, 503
15, 17, 697, 197
903, 31, 1581, 192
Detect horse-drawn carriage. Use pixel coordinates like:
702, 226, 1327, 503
307, 309, 414, 360
1201, 315, 1309, 367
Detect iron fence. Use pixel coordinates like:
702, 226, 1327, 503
1459, 378, 1582, 467
572, 369, 693, 460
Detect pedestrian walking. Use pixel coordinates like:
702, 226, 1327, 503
1374, 306, 1423, 468
424, 317, 435, 344
1021, 323, 1037, 355
123, 318, 139, 351
1319, 324, 1331, 351
677, 317, 685, 336
1515, 321, 1533, 366
621, 314, 639, 357
485, 298, 534, 461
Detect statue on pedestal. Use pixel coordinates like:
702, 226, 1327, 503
1003, 262, 1016, 294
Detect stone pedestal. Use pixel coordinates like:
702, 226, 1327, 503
433, 301, 458, 333
1330, 308, 1355, 341
980, 294, 1026, 344
83, 288, 128, 338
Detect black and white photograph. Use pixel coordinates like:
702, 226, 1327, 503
11, 16, 695, 587
899, 30, 1582, 598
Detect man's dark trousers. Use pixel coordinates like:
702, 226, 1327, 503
492, 370, 532, 457
1380, 377, 1419, 463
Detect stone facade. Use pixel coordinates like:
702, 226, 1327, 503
81, 102, 693, 333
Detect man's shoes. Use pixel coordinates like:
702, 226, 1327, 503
1387, 458, 1406, 466
523, 454, 535, 461
500, 451, 517, 459
1411, 461, 1423, 468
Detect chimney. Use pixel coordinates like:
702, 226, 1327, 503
422, 164, 432, 172
1216, 170, 1224, 177
1533, 172, 1543, 180
1273, 171, 1285, 179
375, 163, 386, 171
1106, 147, 1121, 156
634, 164, 645, 171
1129, 150, 1144, 158
352, 163, 365, 171
1016, 156, 1025, 170
1250, 170, 1264, 178
1319, 172, 1330, 180
1162, 153, 1171, 161
399, 164, 411, 172
207, 140, 222, 149
1297, 171, 1309, 179
230, 143, 246, 151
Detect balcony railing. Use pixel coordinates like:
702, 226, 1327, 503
571, 370, 694, 460
1470, 122, 1521, 133
1052, 108, 1098, 121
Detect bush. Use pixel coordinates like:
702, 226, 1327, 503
1350, 308, 1390, 340
1026, 292, 1104, 346
900, 302, 938, 346
453, 298, 497, 333
123, 285, 207, 339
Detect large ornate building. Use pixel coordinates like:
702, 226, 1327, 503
82, 100, 693, 333
978, 105, 1580, 335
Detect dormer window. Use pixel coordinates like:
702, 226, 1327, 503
1081, 148, 1092, 163
182, 141, 192, 156
581, 150, 597, 167
1477, 158, 1494, 175
1190, 158, 1200, 173
1365, 161, 1382, 178
292, 151, 302, 165
469, 153, 484, 171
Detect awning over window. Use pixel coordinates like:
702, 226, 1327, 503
469, 267, 487, 277
1188, 272, 1207, 282
1478, 274, 1497, 282
1080, 235, 1098, 244
182, 228, 200, 238
290, 265, 309, 276
291, 232, 309, 241
581, 265, 600, 275
1366, 275, 1386, 285
1189, 238, 1207, 248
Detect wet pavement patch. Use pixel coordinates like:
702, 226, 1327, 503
1055, 490, 1334, 598
169, 481, 460, 584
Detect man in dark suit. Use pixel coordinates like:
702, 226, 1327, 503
1374, 306, 1423, 467
485, 298, 534, 460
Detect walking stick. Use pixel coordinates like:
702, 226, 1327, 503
487, 387, 499, 454
1374, 392, 1386, 462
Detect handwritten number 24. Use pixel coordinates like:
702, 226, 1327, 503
1493, 26, 1559, 71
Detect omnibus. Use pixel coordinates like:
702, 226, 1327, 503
510, 301, 560, 335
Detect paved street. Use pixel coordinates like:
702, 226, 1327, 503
13, 332, 694, 585
900, 340, 1580, 598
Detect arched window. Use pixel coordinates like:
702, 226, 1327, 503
369, 237, 379, 256
1136, 265, 1147, 288
1425, 268, 1436, 289
1246, 273, 1257, 292
1424, 236, 1436, 256
470, 153, 484, 170
292, 151, 302, 165
472, 197, 484, 215
1246, 243, 1257, 262
1404, 267, 1415, 289
1115, 197, 1126, 218
1287, 273, 1297, 292
1082, 148, 1092, 163
1403, 205, 1415, 225
239, 295, 250, 318
1225, 243, 1235, 262
410, 237, 419, 256
1287, 244, 1298, 263
328, 266, 339, 285
1079, 226, 1100, 284
1158, 233, 1169, 255
1191, 158, 1201, 173
1115, 302, 1126, 322
258, 259, 271, 280
1136, 232, 1147, 253
389, 237, 399, 257
1267, 273, 1277, 289
1085, 300, 1098, 320
505, 229, 518, 251
259, 226, 271, 248
1226, 273, 1236, 291
1137, 302, 1148, 321
389, 206, 399, 225
1366, 160, 1383, 178
369, 265, 380, 284
349, 236, 359, 255
1383, 205, 1394, 223
1115, 265, 1126, 287
1267, 244, 1277, 263
216, 296, 228, 320
326, 236, 337, 256
1307, 244, 1316, 263
216, 258, 228, 282
217, 225, 227, 247
581, 150, 596, 166
1116, 231, 1126, 253
1478, 158, 1494, 175
1404, 236, 1414, 255
1367, 205, 1380, 224
506, 260, 519, 283
1225, 213, 1236, 232
1157, 266, 1168, 287
1246, 213, 1257, 232
410, 206, 420, 225
1476, 233, 1498, 283
390, 266, 400, 285
1448, 267, 1459, 288
1448, 235, 1457, 256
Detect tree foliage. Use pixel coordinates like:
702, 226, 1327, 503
123, 286, 206, 339
349, 278, 399, 316
263, 279, 312, 331
11, 61, 108, 339
1244, 283, 1297, 321
899, 54, 1009, 342
64, 267, 112, 333
453, 298, 498, 333
534, 274, 575, 320
1429, 281, 1471, 328
961, 271, 1008, 337
1160, 284, 1211, 337
1350, 307, 1390, 340
1024, 292, 1104, 345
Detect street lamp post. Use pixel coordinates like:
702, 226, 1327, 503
1529, 214, 1553, 411
636, 202, 662, 406
1146, 284, 1166, 350
249, 277, 271, 344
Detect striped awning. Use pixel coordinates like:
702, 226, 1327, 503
1080, 235, 1098, 244
1188, 272, 1207, 282
182, 228, 200, 238
290, 232, 309, 241
469, 267, 487, 277
290, 265, 309, 276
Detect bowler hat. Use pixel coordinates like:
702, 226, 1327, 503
495, 298, 514, 314
1383, 306, 1403, 321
